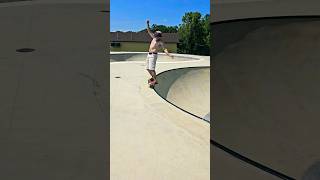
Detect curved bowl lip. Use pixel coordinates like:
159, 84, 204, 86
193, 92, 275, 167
211, 15, 320, 25
153, 66, 210, 123
110, 52, 209, 62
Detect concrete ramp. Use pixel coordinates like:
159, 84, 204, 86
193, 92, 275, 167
213, 18, 320, 179
154, 67, 210, 121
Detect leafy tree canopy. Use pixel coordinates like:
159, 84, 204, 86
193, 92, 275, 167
178, 12, 210, 55
140, 12, 211, 55
140, 24, 178, 33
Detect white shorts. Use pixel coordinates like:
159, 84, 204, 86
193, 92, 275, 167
146, 53, 158, 70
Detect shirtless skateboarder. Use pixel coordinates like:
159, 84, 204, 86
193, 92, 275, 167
146, 19, 174, 88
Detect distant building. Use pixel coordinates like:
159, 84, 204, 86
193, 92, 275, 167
110, 31, 179, 52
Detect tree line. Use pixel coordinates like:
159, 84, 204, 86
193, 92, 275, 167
141, 12, 211, 56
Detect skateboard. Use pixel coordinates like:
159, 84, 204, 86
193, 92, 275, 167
148, 78, 156, 89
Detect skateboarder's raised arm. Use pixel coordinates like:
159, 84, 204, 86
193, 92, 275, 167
146, 20, 155, 38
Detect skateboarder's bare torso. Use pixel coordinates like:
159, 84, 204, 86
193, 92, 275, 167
149, 38, 164, 53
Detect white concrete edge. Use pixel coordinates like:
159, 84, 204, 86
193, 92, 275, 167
211, 0, 320, 23
110, 51, 210, 63
110, 60, 207, 64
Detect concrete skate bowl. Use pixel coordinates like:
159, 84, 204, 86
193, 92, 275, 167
154, 67, 210, 122
110, 52, 200, 62
212, 16, 320, 180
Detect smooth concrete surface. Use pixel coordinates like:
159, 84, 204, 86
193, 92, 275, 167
213, 18, 320, 179
110, 52, 210, 180
212, 144, 280, 180
154, 67, 210, 120
0, 1, 108, 179
212, 17, 320, 56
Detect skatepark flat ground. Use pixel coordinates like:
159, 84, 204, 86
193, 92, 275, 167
110, 53, 210, 180
0, 1, 108, 179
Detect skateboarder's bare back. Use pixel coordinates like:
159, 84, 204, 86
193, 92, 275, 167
145, 19, 174, 88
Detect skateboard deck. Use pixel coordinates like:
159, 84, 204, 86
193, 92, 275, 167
148, 79, 156, 89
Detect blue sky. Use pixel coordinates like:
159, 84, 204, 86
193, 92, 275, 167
111, 0, 210, 32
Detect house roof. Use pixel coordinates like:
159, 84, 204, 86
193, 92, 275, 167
111, 31, 179, 43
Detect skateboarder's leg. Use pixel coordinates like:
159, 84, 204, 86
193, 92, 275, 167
147, 69, 155, 81
150, 70, 157, 84
146, 54, 158, 84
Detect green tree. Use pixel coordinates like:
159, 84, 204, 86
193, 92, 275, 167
150, 24, 178, 33
178, 12, 210, 55
140, 25, 178, 33
202, 14, 211, 54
